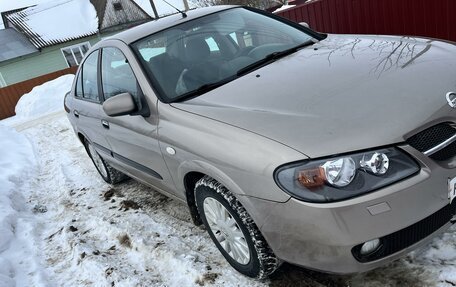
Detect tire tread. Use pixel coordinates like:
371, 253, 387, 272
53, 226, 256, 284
195, 176, 281, 279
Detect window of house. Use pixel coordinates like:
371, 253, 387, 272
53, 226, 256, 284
101, 47, 140, 102
0, 72, 6, 88
61, 42, 91, 67
81, 51, 99, 101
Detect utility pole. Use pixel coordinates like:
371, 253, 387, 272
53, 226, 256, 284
183, 0, 189, 11
148, 0, 159, 19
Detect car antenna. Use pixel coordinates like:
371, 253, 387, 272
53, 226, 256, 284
161, 0, 187, 18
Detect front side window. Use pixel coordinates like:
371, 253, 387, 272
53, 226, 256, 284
61, 42, 91, 67
132, 7, 316, 102
81, 51, 99, 101
101, 47, 140, 102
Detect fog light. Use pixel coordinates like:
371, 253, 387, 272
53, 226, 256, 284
360, 238, 380, 255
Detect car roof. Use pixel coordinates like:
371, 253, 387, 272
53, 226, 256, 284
110, 5, 238, 45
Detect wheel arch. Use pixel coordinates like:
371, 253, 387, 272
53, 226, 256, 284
77, 132, 86, 145
180, 161, 247, 226
76, 131, 92, 154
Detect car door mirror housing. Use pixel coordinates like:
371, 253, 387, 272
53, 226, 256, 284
102, 93, 137, 117
299, 22, 310, 29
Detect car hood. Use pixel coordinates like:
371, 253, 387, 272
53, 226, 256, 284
172, 35, 456, 158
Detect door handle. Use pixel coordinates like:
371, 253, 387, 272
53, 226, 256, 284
73, 110, 79, 118
101, 120, 110, 129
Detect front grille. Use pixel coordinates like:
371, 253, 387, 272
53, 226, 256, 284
431, 142, 456, 161
407, 122, 456, 161
352, 204, 456, 263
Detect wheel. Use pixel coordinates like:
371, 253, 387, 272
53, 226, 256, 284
195, 176, 281, 279
84, 139, 128, 184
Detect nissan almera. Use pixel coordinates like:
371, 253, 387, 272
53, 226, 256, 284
65, 5, 456, 278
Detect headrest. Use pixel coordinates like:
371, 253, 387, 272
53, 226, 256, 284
185, 38, 210, 62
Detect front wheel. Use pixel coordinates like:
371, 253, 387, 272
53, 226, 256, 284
85, 139, 128, 184
195, 176, 281, 279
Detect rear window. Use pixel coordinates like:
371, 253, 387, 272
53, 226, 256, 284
81, 51, 99, 101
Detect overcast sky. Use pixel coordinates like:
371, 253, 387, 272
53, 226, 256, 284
0, 0, 191, 29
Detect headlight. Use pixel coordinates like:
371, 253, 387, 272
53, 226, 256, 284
275, 147, 420, 203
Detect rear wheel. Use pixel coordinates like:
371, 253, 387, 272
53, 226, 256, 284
85, 140, 128, 184
195, 176, 281, 279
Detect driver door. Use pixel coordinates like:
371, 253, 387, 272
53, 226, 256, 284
99, 46, 176, 195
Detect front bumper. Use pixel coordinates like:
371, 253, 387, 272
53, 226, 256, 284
257, 146, 456, 274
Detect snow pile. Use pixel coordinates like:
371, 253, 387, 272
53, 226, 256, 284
0, 124, 45, 287
9, 0, 98, 43
14, 74, 74, 120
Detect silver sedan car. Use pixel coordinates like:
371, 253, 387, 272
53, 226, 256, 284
65, 5, 456, 278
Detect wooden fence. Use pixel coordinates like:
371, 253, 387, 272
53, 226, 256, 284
276, 0, 456, 42
0, 67, 77, 120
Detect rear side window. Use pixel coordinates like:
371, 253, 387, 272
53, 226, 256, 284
81, 51, 99, 101
205, 37, 220, 52
101, 47, 140, 101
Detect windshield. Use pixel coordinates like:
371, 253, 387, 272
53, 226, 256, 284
132, 7, 316, 102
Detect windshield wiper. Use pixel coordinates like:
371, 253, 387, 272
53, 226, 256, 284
174, 77, 234, 102
236, 40, 315, 77
173, 41, 315, 103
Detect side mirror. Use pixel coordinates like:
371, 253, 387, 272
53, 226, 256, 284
102, 92, 136, 117
299, 22, 310, 29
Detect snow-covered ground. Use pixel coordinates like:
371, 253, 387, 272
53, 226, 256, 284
1, 77, 456, 286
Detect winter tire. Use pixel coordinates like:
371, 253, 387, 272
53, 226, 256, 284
195, 176, 281, 279
84, 139, 128, 184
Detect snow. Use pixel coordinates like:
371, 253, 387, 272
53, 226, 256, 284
0, 0, 197, 30
1, 77, 456, 286
0, 124, 47, 287
8, 0, 98, 43
0, 0, 56, 29
15, 75, 74, 120
0, 0, 53, 12
273, 4, 296, 13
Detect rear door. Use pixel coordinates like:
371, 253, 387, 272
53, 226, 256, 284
71, 50, 112, 157
99, 46, 176, 195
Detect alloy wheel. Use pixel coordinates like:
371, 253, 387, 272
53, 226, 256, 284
203, 197, 250, 265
